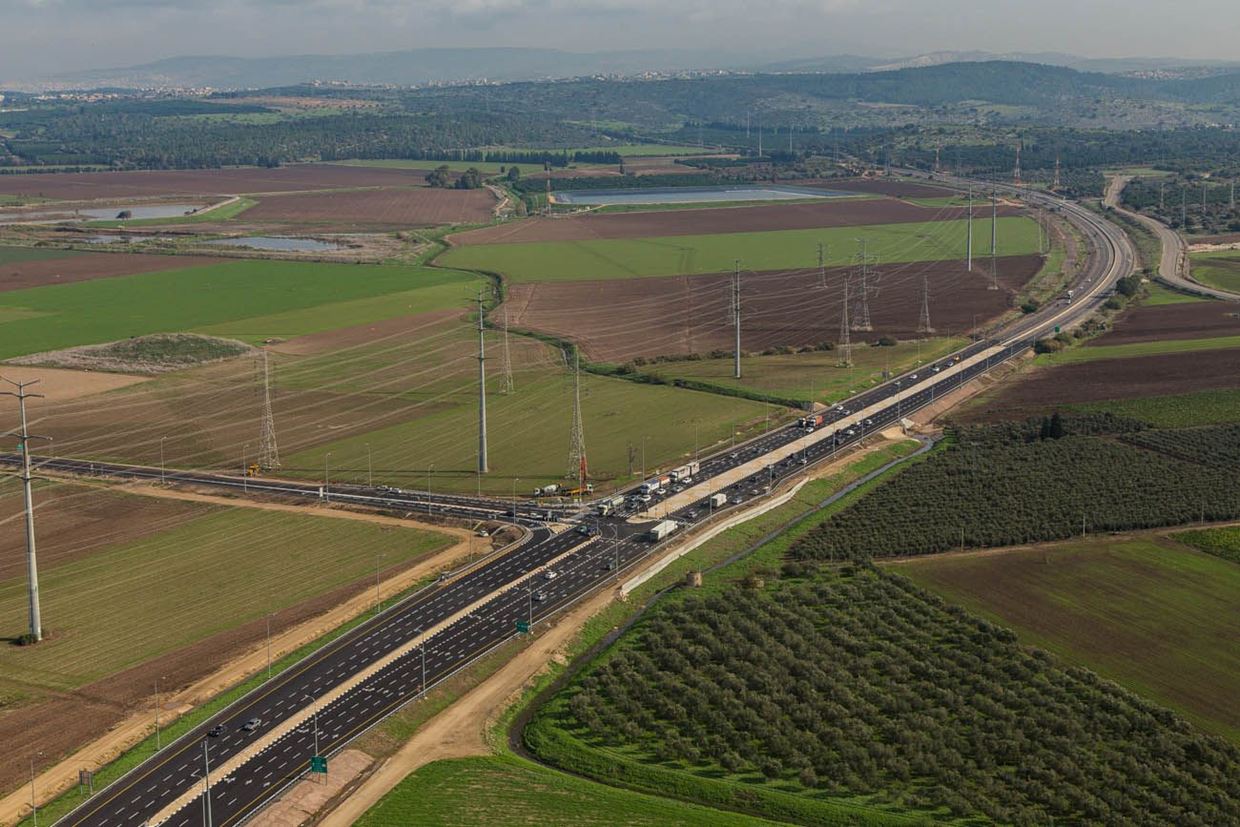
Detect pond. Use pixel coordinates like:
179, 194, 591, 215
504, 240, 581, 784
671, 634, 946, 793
205, 236, 343, 252
551, 185, 854, 207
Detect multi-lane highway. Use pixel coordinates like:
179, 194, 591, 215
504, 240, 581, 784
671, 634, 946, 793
50, 175, 1132, 827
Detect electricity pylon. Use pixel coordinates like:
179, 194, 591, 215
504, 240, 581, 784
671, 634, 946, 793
851, 239, 875, 331
837, 274, 853, 368
730, 260, 742, 379
917, 273, 934, 334
567, 350, 588, 492
2, 378, 48, 643
257, 352, 280, 471
476, 292, 488, 474
501, 307, 514, 395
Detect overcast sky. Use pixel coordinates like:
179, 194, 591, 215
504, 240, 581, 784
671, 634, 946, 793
3, 0, 1238, 78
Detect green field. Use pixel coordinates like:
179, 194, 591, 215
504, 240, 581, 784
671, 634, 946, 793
1177, 525, 1240, 566
0, 490, 452, 692
0, 246, 81, 265
1065, 387, 1240, 427
357, 755, 779, 827
1144, 281, 1205, 305
1191, 251, 1240, 293
644, 337, 967, 405
898, 537, 1240, 743
439, 216, 1041, 283
1038, 333, 1240, 365
0, 259, 480, 357
285, 368, 772, 495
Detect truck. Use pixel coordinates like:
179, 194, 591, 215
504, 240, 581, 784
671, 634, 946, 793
708, 492, 728, 509
648, 519, 678, 542
564, 484, 595, 497
596, 495, 625, 516
532, 484, 560, 497
798, 413, 826, 430
638, 474, 671, 495
670, 462, 700, 483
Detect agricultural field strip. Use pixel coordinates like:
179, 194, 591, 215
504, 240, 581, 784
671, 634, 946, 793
55, 175, 1129, 827
148, 533, 596, 825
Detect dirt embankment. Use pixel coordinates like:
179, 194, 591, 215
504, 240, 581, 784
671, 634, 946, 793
507, 256, 1042, 363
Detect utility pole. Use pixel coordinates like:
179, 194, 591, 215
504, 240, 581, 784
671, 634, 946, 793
202, 741, 214, 827
817, 242, 827, 290
966, 188, 974, 272
257, 352, 279, 471
1052, 154, 1061, 191
476, 292, 489, 474
567, 350, 588, 493
837, 273, 853, 368
989, 190, 1000, 291
731, 260, 742, 379
3, 378, 47, 643
501, 307, 514, 395
1013, 141, 1022, 187
917, 273, 934, 334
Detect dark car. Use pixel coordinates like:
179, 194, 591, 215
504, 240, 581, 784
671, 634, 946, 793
208, 724, 226, 737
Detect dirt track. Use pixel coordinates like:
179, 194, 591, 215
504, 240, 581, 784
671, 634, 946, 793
507, 255, 1042, 362
0, 251, 222, 292
449, 198, 1017, 246
0, 165, 431, 201
242, 187, 496, 230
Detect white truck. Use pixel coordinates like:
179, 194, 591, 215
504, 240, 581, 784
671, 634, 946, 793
638, 474, 671, 495
532, 484, 560, 497
596, 495, 625, 516
670, 461, 701, 483
648, 519, 678, 542
708, 492, 728, 509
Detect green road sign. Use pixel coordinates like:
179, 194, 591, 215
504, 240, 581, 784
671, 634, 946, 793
1054, 325, 1061, 333
310, 755, 327, 773
516, 620, 531, 634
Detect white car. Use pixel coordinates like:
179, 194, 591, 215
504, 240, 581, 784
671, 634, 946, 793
544, 570, 558, 580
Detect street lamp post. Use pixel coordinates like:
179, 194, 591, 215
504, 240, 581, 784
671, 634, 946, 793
29, 751, 42, 827
202, 741, 213, 827
160, 436, 167, 485
426, 464, 434, 515
366, 443, 373, 488
511, 478, 520, 525
323, 452, 332, 502
266, 614, 273, 680
375, 552, 383, 614
242, 443, 250, 494
303, 694, 320, 783
154, 676, 168, 750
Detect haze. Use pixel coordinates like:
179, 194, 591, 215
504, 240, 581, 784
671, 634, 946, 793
5, 0, 1239, 79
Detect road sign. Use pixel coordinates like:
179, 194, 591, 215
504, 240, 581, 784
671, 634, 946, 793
310, 755, 327, 773
515, 620, 531, 634
1054, 325, 1061, 333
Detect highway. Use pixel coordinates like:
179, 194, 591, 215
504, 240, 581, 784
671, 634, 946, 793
49, 174, 1132, 827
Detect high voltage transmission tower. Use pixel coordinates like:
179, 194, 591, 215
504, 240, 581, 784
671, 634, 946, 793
817, 242, 828, 289
1013, 141, 1022, 187
1052, 155, 1061, 191
837, 273, 853, 368
917, 273, 934, 334
476, 291, 489, 474
966, 188, 974, 272
501, 307, 514, 395
257, 352, 280, 471
567, 350, 588, 492
851, 238, 876, 332
2, 378, 48, 643
989, 190, 1000, 291
730, 259, 743, 379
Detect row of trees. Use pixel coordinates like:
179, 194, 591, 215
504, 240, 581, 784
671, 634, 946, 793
546, 566, 1240, 824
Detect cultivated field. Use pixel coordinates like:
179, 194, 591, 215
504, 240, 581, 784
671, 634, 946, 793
0, 164, 432, 201
816, 178, 958, 198
898, 537, 1240, 743
439, 216, 1041, 282
0, 246, 223, 292
505, 256, 1041, 362
1090, 297, 1240, 345
448, 198, 1018, 246
241, 186, 496, 230
0, 258, 480, 358
0, 483, 452, 793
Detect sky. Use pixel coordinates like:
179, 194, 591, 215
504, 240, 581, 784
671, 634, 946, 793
3, 0, 1238, 79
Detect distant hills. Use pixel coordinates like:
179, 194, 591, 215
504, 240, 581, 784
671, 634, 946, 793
10, 47, 1240, 92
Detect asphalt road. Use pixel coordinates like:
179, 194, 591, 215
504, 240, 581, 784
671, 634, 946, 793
50, 175, 1132, 827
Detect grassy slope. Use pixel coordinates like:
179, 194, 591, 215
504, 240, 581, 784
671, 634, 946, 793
0, 260, 479, 357
898, 537, 1240, 743
356, 755, 780, 827
440, 216, 1041, 283
1144, 282, 1205, 305
646, 338, 966, 405
0, 503, 451, 691
1191, 251, 1240, 293
285, 369, 773, 495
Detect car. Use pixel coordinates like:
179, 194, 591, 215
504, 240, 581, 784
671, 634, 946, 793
932, 366, 942, 373
544, 570, 558, 580
685, 510, 699, 520
533, 590, 547, 602
864, 418, 873, 426
729, 452, 739, 461
655, 487, 667, 496
604, 559, 618, 571
208, 724, 226, 737
909, 374, 918, 380
241, 718, 261, 732
638, 493, 653, 503
575, 524, 591, 535
680, 477, 693, 485
846, 429, 856, 436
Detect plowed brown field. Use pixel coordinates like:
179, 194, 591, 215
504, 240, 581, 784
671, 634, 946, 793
450, 198, 1017, 246
965, 348, 1240, 422
0, 251, 221, 291
506, 255, 1041, 362
1092, 300, 1240, 345
241, 187, 496, 229
0, 165, 430, 201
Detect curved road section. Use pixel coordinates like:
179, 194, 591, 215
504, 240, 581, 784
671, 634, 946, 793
54, 176, 1132, 827
1105, 175, 1239, 302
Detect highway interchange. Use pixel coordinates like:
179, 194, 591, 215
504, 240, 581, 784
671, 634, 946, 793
45, 175, 1133, 827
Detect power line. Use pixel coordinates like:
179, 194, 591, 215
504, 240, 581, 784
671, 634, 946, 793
2, 378, 48, 643
567, 350, 587, 492
257, 352, 279, 471
476, 291, 488, 474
